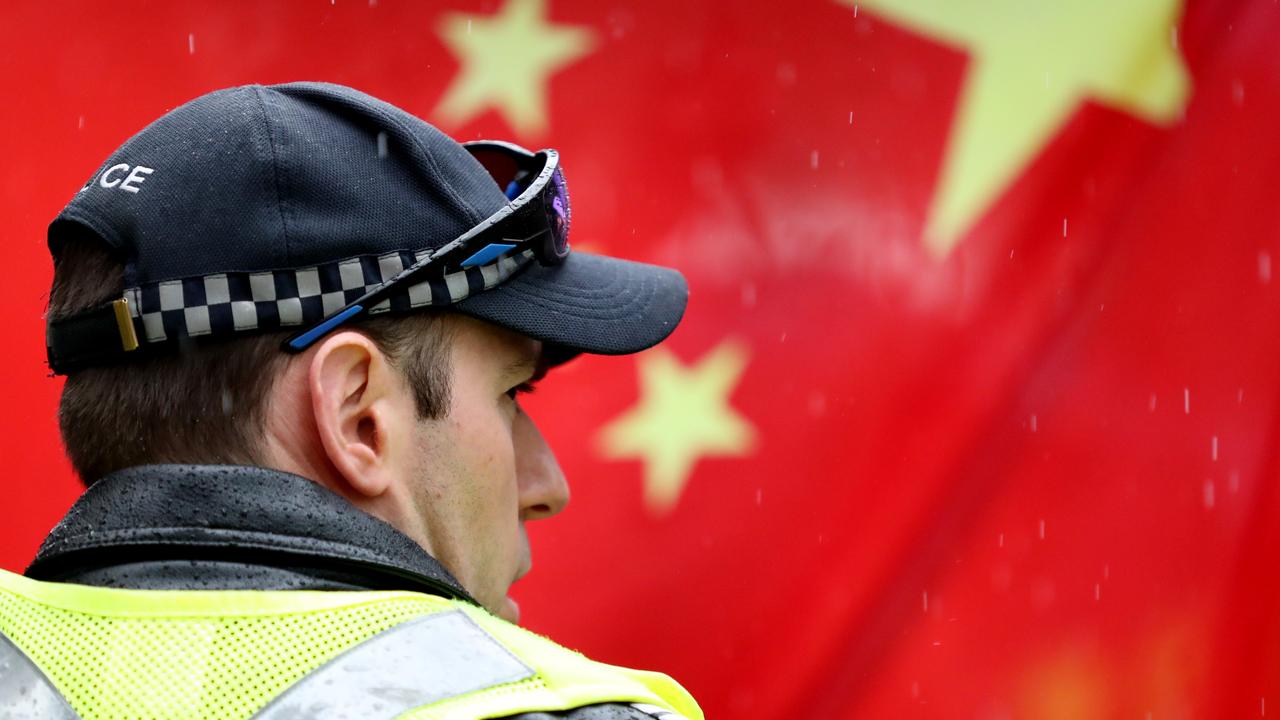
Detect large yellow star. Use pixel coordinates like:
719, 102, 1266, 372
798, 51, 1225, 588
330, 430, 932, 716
434, 0, 597, 137
844, 0, 1191, 257
597, 340, 757, 516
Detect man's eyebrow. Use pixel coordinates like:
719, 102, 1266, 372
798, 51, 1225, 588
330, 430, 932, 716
503, 350, 544, 382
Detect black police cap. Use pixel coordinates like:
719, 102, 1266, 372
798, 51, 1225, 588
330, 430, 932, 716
45, 82, 687, 374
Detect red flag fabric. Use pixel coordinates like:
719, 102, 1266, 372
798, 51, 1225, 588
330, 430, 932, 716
3, 1, 1280, 717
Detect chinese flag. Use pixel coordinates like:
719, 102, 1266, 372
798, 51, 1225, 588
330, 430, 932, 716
3, 1, 1280, 718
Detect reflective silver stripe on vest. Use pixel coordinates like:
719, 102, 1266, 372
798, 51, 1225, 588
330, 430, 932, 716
253, 609, 534, 720
0, 632, 81, 720
631, 703, 688, 720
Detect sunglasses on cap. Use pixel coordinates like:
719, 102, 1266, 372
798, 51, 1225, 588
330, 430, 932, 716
282, 140, 571, 353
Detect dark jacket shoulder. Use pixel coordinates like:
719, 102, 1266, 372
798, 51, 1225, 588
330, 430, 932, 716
27, 465, 674, 720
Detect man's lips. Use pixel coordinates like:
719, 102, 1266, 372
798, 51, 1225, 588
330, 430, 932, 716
501, 558, 532, 623
502, 528, 532, 623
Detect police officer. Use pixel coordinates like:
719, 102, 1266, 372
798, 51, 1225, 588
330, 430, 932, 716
1, 82, 698, 719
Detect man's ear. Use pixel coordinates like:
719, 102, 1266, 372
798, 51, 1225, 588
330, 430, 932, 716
307, 331, 404, 498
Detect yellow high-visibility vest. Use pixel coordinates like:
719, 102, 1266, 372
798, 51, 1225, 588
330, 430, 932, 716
0, 569, 701, 720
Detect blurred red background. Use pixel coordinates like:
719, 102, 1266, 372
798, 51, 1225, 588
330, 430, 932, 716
4, 1, 1280, 717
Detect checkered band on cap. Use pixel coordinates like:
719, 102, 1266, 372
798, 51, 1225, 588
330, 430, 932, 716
123, 248, 536, 344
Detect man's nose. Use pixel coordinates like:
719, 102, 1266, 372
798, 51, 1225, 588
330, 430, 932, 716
514, 412, 569, 521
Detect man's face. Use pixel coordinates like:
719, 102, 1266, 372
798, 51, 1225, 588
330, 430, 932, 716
404, 316, 568, 623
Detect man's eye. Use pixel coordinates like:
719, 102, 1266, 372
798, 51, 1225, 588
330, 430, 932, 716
506, 382, 537, 400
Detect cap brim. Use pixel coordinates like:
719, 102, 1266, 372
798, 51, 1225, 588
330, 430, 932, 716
452, 252, 688, 357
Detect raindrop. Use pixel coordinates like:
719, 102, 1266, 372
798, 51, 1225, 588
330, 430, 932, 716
1031, 579, 1057, 608
1103, 564, 1110, 580
1232, 79, 1245, 107
1239, 388, 1245, 404
1038, 519, 1046, 540
807, 392, 827, 417
77, 115, 85, 131
998, 532, 1004, 548
1203, 479, 1216, 510
922, 591, 929, 612
1149, 393, 1157, 412
755, 488, 763, 506
1211, 435, 1219, 461
1170, 26, 1179, 50
1062, 218, 1068, 237
369, 0, 377, 5
221, 389, 233, 416
376, 131, 389, 159
1230, 471, 1241, 494
1259, 251, 1272, 283
467, 18, 473, 34
1029, 414, 1037, 432
810, 150, 820, 170
775, 62, 797, 86
848, 110, 854, 125
1184, 387, 1191, 414
188, 33, 195, 55
853, 4, 859, 17
1094, 583, 1101, 601
911, 681, 919, 699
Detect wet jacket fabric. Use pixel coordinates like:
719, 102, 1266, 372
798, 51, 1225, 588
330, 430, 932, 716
21, 464, 694, 720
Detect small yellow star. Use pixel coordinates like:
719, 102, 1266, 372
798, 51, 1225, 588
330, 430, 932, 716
597, 340, 757, 516
845, 0, 1191, 257
434, 0, 597, 137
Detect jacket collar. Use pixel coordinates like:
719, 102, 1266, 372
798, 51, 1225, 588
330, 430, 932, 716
26, 464, 474, 603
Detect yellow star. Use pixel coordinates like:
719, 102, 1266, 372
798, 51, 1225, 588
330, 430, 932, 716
434, 0, 597, 137
845, 0, 1191, 257
597, 340, 757, 516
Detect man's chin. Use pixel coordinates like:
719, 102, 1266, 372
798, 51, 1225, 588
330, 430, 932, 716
497, 595, 521, 624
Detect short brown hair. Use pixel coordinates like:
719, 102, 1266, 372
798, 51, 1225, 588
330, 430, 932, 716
48, 234, 452, 484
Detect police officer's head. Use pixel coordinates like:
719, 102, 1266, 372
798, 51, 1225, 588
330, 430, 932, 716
44, 82, 687, 622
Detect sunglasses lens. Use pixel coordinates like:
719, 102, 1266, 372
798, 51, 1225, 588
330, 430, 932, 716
543, 166, 570, 260
469, 145, 522, 188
